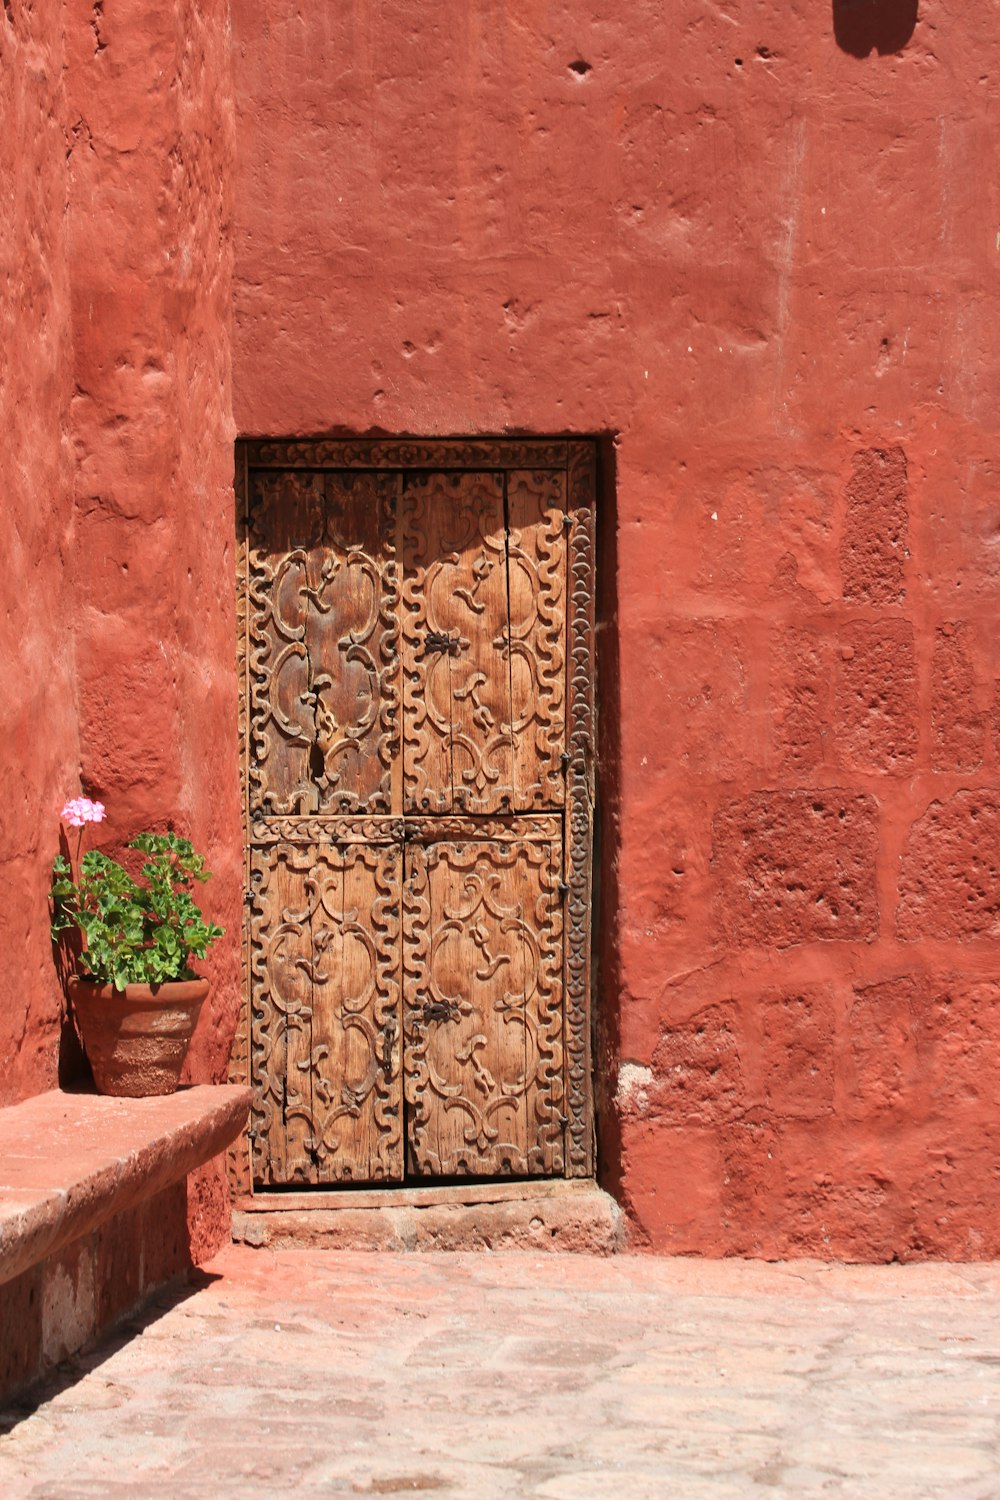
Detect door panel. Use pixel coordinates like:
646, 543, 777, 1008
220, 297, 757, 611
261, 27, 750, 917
402, 838, 565, 1178
400, 470, 567, 814
247, 469, 400, 816
238, 439, 594, 1191
401, 471, 512, 814
249, 841, 403, 1185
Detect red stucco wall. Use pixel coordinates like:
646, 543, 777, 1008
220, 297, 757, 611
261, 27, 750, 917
2, 1, 240, 1259
232, 1, 1000, 1259
62, 0, 242, 1256
0, 2, 79, 1102
63, 0, 242, 1098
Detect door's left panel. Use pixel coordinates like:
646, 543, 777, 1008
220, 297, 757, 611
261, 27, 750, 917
240, 459, 405, 1187
247, 467, 401, 817
248, 838, 404, 1185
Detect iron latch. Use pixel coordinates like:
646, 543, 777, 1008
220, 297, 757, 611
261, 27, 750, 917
421, 998, 461, 1024
423, 630, 462, 656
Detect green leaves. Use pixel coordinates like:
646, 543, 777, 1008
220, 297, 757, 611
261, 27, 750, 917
49, 831, 225, 989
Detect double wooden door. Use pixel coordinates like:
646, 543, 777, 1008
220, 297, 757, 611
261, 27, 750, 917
235, 440, 595, 1188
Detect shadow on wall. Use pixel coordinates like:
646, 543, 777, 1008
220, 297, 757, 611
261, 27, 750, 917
833, 0, 918, 56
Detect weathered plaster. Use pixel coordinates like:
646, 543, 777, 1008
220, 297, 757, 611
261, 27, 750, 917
1, 1, 240, 1261
232, 0, 1000, 1259
0, 1, 78, 1102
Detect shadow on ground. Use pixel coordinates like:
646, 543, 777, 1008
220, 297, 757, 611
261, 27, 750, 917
0, 1270, 219, 1437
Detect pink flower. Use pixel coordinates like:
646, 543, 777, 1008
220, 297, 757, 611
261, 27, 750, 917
60, 797, 106, 828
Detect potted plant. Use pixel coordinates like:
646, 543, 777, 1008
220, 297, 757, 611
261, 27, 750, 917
50, 799, 224, 1097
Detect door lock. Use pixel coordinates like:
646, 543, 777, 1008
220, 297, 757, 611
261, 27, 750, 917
423, 630, 462, 657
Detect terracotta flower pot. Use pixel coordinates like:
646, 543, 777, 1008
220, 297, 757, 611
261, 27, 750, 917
68, 977, 208, 1097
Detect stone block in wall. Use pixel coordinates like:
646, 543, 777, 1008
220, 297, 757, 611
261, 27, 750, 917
713, 789, 879, 947
647, 1004, 744, 1125
907, 1125, 1000, 1259
846, 972, 1000, 1122
0, 1181, 191, 1406
835, 621, 917, 773
723, 1121, 909, 1261
619, 1122, 724, 1254
93, 1196, 146, 1333
0, 1264, 43, 1402
931, 624, 985, 772
645, 620, 754, 777
840, 446, 909, 605
912, 440, 1000, 607
917, 977, 1000, 1112
844, 976, 922, 1121
770, 629, 827, 774
778, 1136, 907, 1262
897, 791, 1000, 940
755, 989, 835, 1121
770, 621, 918, 776
619, 800, 703, 938
719, 1118, 782, 1256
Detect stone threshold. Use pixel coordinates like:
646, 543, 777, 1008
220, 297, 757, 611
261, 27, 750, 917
232, 1178, 625, 1254
0, 1085, 252, 1288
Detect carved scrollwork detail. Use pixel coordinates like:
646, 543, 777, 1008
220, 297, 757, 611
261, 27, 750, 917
246, 439, 570, 472
402, 815, 561, 845
506, 470, 567, 807
251, 816, 405, 846
230, 456, 253, 1194
402, 839, 565, 1177
236, 439, 597, 1189
247, 469, 399, 817
563, 442, 597, 1177
401, 469, 567, 815
248, 842, 403, 1185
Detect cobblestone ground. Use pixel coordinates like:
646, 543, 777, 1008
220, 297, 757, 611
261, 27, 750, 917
3, 1248, 1000, 1498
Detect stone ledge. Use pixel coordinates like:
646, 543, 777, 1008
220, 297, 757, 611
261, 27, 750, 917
0, 1086, 251, 1289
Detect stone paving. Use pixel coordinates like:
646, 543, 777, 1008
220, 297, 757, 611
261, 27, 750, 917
2, 1248, 1000, 1498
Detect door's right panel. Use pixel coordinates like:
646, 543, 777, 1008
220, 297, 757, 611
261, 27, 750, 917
400, 469, 567, 815
402, 835, 565, 1177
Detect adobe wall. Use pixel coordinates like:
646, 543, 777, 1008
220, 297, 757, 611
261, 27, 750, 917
0, 2, 78, 1102
63, 0, 242, 1114
1, 1, 240, 1260
232, 1, 1000, 1259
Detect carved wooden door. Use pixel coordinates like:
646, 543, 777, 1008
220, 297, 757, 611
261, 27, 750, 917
235, 440, 595, 1189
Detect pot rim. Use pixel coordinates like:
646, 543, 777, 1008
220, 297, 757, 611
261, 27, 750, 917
67, 976, 209, 1003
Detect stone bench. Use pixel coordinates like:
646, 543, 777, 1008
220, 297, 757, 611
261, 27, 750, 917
0, 1085, 250, 1404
